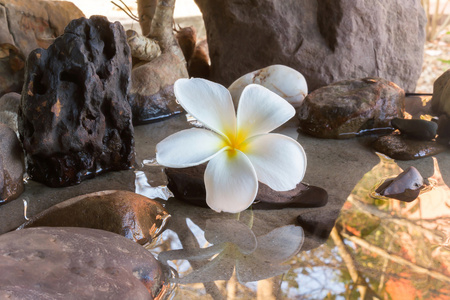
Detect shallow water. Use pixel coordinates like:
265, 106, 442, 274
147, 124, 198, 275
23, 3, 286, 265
1, 98, 450, 299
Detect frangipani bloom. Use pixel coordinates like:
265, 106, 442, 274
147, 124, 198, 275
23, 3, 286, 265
156, 78, 307, 213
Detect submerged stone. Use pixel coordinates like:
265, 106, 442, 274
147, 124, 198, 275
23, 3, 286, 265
0, 124, 24, 204
19, 16, 135, 187
18, 190, 170, 245
298, 77, 404, 139
375, 166, 424, 202
372, 134, 446, 160
296, 215, 334, 241
391, 118, 437, 140
165, 165, 328, 209
0, 227, 167, 299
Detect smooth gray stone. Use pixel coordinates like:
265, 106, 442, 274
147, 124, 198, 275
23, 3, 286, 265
0, 227, 167, 299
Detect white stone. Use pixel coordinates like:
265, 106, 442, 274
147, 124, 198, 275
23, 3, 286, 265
228, 65, 308, 108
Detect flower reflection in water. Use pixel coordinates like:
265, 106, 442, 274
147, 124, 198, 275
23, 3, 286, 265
158, 216, 304, 284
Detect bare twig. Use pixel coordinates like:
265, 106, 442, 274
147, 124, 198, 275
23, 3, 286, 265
341, 232, 450, 284
111, 0, 139, 21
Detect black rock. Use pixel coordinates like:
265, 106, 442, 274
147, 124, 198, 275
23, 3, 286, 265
165, 165, 328, 209
0, 123, 24, 204
372, 134, 447, 160
18, 16, 135, 187
391, 117, 437, 140
375, 166, 423, 202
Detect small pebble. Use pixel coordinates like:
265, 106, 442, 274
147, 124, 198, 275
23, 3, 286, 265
391, 117, 437, 140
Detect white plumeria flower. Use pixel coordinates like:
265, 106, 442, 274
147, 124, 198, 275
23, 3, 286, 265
156, 78, 307, 213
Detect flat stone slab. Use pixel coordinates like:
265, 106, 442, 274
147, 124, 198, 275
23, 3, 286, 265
372, 134, 447, 160
165, 165, 328, 209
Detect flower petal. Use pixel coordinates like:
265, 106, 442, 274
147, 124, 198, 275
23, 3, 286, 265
174, 78, 237, 139
244, 133, 307, 191
205, 150, 258, 213
237, 84, 295, 139
156, 128, 226, 168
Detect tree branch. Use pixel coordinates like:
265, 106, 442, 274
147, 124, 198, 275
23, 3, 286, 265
341, 232, 450, 284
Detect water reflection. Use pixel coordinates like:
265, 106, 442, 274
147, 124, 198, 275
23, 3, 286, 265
149, 196, 338, 299
292, 154, 450, 299
158, 217, 304, 284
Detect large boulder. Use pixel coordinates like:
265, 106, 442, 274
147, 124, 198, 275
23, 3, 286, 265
194, 0, 426, 92
0, 227, 167, 299
0, 0, 84, 97
19, 16, 135, 187
298, 77, 405, 139
0, 123, 24, 204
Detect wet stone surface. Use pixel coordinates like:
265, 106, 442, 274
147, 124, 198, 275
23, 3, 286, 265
0, 227, 167, 299
165, 165, 328, 209
375, 166, 424, 202
0, 123, 24, 204
391, 117, 437, 140
18, 190, 170, 245
298, 77, 405, 139
19, 16, 135, 187
372, 134, 447, 160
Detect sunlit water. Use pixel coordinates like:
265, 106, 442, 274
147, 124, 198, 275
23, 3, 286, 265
1, 98, 450, 299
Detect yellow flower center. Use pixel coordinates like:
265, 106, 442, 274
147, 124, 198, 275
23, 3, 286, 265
225, 129, 249, 153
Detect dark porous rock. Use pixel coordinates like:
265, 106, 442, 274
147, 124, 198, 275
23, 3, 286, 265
391, 117, 437, 140
0, 124, 24, 204
165, 165, 328, 209
375, 166, 423, 202
0, 227, 168, 299
195, 0, 425, 92
298, 78, 405, 139
19, 16, 135, 187
17, 190, 170, 245
372, 134, 447, 160
0, 92, 20, 134
0, 0, 84, 96
431, 69, 450, 116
